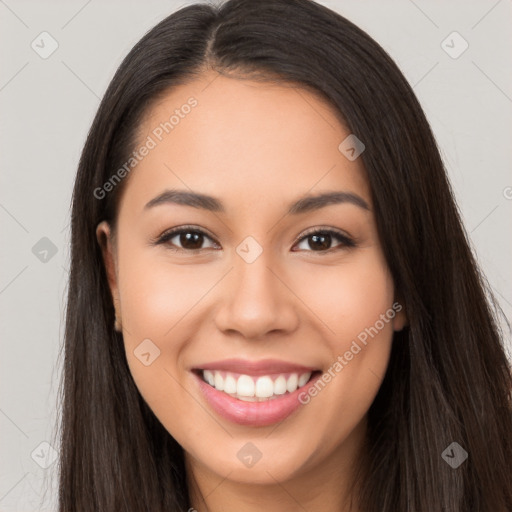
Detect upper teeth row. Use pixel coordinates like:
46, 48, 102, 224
202, 370, 312, 398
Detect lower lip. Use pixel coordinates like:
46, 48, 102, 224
193, 371, 321, 427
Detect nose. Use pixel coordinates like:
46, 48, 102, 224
213, 250, 300, 340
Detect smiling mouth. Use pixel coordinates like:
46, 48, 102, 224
192, 369, 321, 402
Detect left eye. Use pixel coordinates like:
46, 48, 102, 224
154, 226, 355, 253
293, 229, 356, 252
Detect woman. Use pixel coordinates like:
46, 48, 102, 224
58, 0, 512, 510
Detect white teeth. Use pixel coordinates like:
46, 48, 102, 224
255, 376, 274, 398
274, 375, 287, 395
298, 372, 311, 387
201, 370, 313, 400
286, 373, 298, 393
238, 395, 259, 402
224, 374, 237, 394
237, 375, 255, 397
214, 372, 224, 391
204, 369, 215, 386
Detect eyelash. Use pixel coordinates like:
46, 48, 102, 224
152, 224, 357, 254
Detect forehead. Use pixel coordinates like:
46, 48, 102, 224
122, 71, 371, 216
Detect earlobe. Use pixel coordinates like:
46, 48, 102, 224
392, 295, 408, 332
393, 309, 408, 332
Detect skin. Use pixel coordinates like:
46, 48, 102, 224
96, 70, 407, 512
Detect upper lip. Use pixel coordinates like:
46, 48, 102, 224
192, 358, 319, 376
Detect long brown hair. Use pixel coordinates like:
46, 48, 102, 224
57, 0, 512, 510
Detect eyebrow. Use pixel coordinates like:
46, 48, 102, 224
144, 188, 370, 215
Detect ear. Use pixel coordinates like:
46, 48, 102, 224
96, 221, 120, 308
392, 294, 408, 332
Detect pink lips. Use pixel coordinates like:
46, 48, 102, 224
195, 358, 318, 375
192, 358, 321, 427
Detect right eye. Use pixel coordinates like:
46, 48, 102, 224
153, 225, 221, 252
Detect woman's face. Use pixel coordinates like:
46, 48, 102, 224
97, 71, 406, 488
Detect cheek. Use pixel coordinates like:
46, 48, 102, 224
115, 248, 222, 410
290, 249, 395, 342
289, 251, 395, 419
115, 250, 205, 429
118, 250, 214, 339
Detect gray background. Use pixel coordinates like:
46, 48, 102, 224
1, 1, 511, 510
